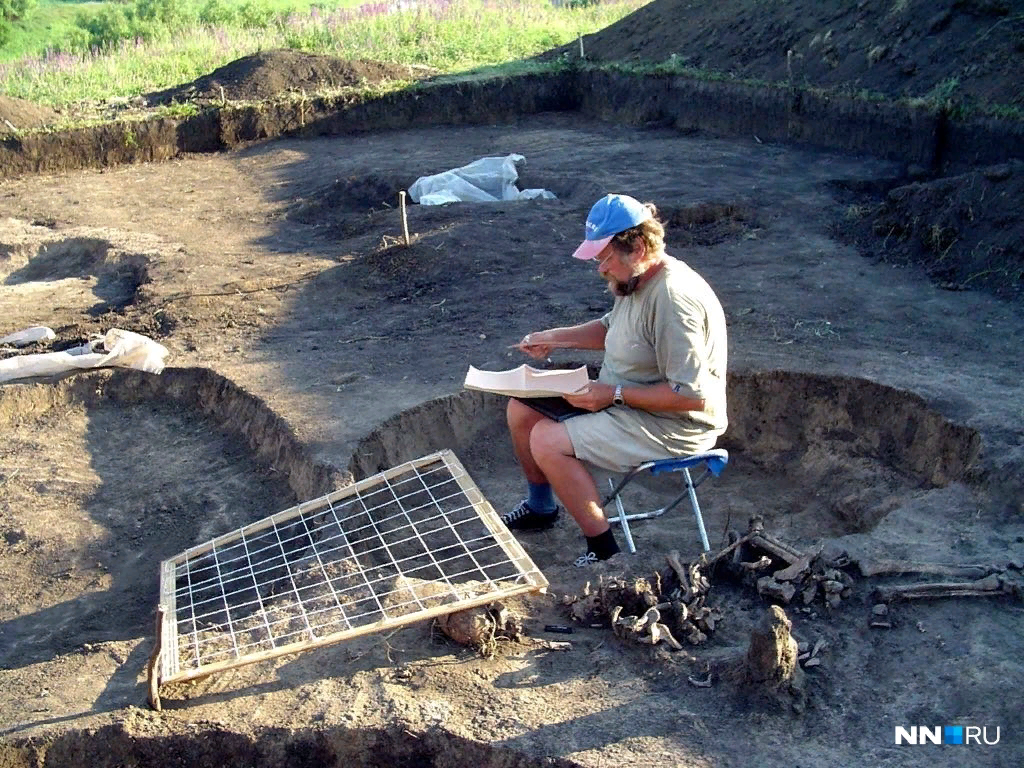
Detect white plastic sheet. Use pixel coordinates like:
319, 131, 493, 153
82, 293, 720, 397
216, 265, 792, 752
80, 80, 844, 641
408, 154, 556, 206
0, 328, 169, 384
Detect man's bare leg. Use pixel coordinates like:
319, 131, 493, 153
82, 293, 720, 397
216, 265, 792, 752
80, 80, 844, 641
506, 398, 551, 485
528, 419, 610, 537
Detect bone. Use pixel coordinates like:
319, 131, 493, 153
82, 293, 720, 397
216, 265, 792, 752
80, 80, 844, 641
649, 622, 684, 650
687, 672, 713, 688
856, 558, 1000, 580
640, 606, 661, 630
750, 533, 804, 567
873, 574, 1008, 602
773, 543, 824, 581
757, 576, 797, 604
666, 550, 691, 599
702, 529, 759, 566
535, 639, 572, 651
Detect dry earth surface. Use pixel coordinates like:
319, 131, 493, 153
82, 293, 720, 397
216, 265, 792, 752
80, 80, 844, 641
549, 0, 1024, 109
1, 1, 1023, 766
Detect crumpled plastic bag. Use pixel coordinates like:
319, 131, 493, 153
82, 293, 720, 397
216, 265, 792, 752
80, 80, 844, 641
0, 328, 169, 384
408, 154, 556, 205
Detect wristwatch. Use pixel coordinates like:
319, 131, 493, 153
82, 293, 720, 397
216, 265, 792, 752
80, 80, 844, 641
613, 384, 625, 407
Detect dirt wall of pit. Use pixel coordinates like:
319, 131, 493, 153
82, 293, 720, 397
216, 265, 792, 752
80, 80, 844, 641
0, 367, 348, 502
3, 71, 1023, 178
0, 720, 583, 768
350, 372, 981, 489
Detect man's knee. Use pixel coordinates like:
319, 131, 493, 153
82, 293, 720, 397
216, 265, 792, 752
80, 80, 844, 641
529, 420, 573, 462
507, 398, 547, 435
507, 397, 529, 426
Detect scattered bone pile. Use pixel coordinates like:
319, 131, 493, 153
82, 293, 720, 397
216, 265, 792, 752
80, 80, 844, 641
564, 554, 724, 650
560, 515, 845, 651
562, 515, 1022, 652
727, 516, 856, 612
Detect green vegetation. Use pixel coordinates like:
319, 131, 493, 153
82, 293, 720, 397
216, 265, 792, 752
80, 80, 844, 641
1, 0, 38, 48
0, 0, 368, 58
2, 0, 96, 59
4, 0, 1020, 124
1, 0, 648, 106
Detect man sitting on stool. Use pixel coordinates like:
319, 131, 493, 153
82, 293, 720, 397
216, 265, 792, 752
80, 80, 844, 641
503, 193, 728, 567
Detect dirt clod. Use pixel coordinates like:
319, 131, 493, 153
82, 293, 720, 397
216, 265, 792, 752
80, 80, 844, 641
437, 602, 522, 657
144, 50, 424, 106
742, 605, 801, 685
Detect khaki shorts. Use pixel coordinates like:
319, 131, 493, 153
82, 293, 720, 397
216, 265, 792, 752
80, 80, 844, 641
563, 407, 720, 473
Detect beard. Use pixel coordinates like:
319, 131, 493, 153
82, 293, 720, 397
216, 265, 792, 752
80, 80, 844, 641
607, 275, 641, 297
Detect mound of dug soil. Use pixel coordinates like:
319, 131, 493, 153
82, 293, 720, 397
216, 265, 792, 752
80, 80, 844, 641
834, 160, 1024, 301
552, 0, 1023, 109
145, 49, 424, 106
0, 96, 59, 135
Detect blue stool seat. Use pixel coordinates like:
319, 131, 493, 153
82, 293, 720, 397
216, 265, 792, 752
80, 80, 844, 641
602, 449, 729, 554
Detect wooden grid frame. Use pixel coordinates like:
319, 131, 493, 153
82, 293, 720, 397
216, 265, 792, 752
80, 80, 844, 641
152, 449, 547, 695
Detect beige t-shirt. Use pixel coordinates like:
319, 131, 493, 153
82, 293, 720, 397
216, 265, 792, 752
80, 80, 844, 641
599, 256, 728, 433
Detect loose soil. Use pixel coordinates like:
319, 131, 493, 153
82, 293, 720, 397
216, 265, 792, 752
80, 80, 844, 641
1, 113, 1022, 768
830, 159, 1024, 301
143, 50, 429, 107
0, 96, 59, 136
551, 0, 1024, 109
0, 3, 1023, 766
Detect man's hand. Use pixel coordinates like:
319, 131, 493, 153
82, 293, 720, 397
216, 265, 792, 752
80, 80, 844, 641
564, 381, 615, 412
515, 332, 555, 360
512, 320, 607, 358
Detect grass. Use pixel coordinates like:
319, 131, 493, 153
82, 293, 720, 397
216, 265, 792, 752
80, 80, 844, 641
3, 0, 1021, 125
1, 1, 104, 61
1, 0, 649, 106
0, 0, 370, 60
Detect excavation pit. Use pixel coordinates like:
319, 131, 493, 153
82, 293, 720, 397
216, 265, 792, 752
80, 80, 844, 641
2, 20, 1021, 761
0, 367, 342, 670
0, 721, 581, 768
0, 366, 979, 676
0, 363, 1003, 764
352, 370, 981, 548
0, 223, 155, 318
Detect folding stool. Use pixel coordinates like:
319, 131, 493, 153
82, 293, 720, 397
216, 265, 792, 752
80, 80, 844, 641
602, 449, 729, 554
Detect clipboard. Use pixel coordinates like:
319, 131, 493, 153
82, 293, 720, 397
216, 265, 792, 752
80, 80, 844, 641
514, 396, 591, 422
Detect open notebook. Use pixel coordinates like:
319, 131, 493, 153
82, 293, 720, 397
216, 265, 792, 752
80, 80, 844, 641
463, 364, 589, 398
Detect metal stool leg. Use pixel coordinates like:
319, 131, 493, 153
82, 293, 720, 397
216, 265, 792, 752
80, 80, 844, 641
684, 467, 711, 553
603, 451, 727, 554
609, 478, 637, 554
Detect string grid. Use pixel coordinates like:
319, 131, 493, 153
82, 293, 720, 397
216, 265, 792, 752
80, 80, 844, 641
157, 450, 547, 685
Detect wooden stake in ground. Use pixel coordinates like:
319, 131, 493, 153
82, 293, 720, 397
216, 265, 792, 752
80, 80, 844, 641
399, 191, 410, 246
147, 605, 165, 711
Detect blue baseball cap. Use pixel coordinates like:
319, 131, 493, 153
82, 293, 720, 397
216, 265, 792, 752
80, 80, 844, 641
572, 193, 652, 260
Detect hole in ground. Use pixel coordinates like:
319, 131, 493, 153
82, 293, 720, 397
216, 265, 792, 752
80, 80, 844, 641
660, 202, 761, 247
0, 368, 344, 669
287, 174, 410, 237
0, 722, 581, 768
0, 366, 982, 722
0, 230, 152, 314
349, 371, 980, 541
